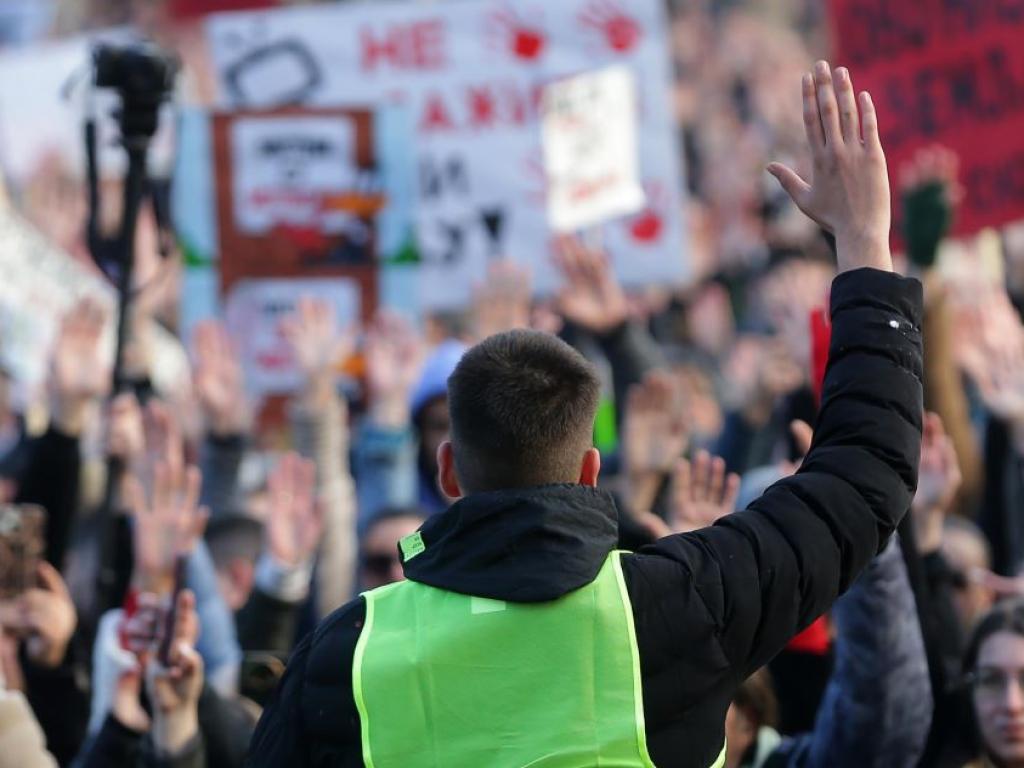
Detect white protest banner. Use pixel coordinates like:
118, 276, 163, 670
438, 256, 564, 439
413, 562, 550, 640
205, 0, 687, 308
542, 65, 644, 233
224, 277, 360, 397
0, 205, 115, 394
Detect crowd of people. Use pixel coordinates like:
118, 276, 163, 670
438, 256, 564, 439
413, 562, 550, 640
0, 2, 1023, 768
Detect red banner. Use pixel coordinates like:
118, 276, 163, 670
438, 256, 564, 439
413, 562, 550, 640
830, 0, 1024, 235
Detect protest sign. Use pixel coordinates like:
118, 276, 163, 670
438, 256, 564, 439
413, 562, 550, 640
224, 277, 360, 396
830, 0, 1024, 235
213, 107, 381, 313
541, 65, 644, 233
205, 0, 687, 307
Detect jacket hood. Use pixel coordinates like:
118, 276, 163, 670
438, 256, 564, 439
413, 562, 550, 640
402, 484, 619, 602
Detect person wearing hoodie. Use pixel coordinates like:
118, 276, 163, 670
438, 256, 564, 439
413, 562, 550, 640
246, 62, 922, 768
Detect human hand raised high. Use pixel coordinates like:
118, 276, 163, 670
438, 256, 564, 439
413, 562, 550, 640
266, 452, 322, 568
147, 589, 203, 756
669, 451, 740, 533
365, 312, 425, 429
192, 320, 251, 437
553, 235, 630, 334
14, 562, 76, 669
280, 297, 356, 409
768, 61, 892, 274
912, 412, 962, 554
124, 460, 207, 595
51, 297, 110, 435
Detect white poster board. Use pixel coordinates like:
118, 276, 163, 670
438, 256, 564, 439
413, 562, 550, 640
542, 65, 644, 233
224, 277, 360, 397
231, 115, 360, 235
205, 0, 688, 307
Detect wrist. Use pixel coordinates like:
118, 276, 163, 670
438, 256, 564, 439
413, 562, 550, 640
52, 396, 90, 436
153, 708, 199, 755
834, 230, 893, 274
627, 472, 662, 516
301, 371, 335, 409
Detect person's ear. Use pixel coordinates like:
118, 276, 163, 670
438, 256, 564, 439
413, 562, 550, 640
578, 448, 601, 487
437, 441, 464, 500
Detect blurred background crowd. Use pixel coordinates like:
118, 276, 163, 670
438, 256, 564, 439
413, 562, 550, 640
0, 0, 1023, 767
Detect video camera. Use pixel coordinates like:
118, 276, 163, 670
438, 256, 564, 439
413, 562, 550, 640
92, 42, 178, 142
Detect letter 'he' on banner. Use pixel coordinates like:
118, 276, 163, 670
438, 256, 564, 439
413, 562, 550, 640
541, 65, 645, 234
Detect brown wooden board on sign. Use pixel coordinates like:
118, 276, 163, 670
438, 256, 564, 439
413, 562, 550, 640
212, 106, 379, 323
213, 106, 381, 429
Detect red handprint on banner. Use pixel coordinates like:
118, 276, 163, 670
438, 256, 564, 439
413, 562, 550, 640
487, 5, 547, 62
627, 182, 666, 244
578, 0, 642, 54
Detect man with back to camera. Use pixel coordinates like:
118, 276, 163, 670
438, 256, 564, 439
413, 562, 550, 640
247, 61, 923, 768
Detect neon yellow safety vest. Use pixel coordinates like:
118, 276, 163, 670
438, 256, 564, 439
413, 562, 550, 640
353, 550, 726, 768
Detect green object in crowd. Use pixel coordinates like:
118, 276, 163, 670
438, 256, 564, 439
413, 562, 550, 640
353, 552, 725, 767
594, 396, 618, 454
387, 229, 421, 265
180, 234, 213, 268
902, 181, 952, 269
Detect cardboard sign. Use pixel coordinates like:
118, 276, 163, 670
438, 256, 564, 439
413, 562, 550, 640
224, 277, 360, 396
830, 1, 1024, 235
231, 115, 360, 235
542, 65, 644, 233
205, 0, 688, 307
213, 107, 381, 312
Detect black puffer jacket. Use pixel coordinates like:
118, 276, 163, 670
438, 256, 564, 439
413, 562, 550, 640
246, 269, 923, 768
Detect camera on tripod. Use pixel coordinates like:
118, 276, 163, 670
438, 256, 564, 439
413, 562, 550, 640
93, 42, 178, 142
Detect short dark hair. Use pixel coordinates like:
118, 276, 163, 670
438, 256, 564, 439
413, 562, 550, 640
205, 514, 263, 570
447, 330, 601, 492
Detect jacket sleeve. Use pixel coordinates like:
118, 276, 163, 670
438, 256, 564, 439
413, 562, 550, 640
783, 537, 932, 768
15, 426, 80, 570
641, 269, 923, 675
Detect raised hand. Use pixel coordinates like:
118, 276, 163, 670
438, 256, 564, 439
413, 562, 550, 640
553, 235, 630, 334
124, 460, 207, 595
147, 589, 203, 756
106, 392, 145, 466
18, 562, 76, 669
768, 61, 892, 274
280, 297, 356, 407
912, 412, 962, 553
51, 297, 109, 434
623, 371, 689, 513
365, 312, 426, 429
472, 261, 533, 340
192, 320, 251, 436
669, 451, 741, 533
266, 452, 323, 568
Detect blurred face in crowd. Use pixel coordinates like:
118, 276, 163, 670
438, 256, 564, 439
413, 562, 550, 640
360, 515, 424, 590
974, 631, 1024, 767
943, 526, 995, 633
